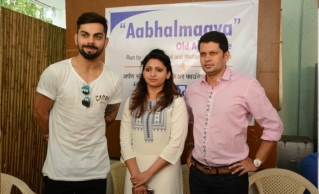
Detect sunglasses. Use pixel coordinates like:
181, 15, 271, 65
81, 85, 90, 107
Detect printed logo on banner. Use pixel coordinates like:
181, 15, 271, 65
176, 85, 187, 96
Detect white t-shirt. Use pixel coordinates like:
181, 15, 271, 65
36, 58, 123, 181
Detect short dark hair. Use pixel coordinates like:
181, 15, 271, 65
76, 12, 108, 36
198, 31, 228, 53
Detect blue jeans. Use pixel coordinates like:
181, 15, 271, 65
189, 165, 248, 194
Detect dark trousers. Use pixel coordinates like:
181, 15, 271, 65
189, 166, 248, 194
43, 176, 107, 194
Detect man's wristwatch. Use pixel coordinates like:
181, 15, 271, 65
253, 158, 262, 168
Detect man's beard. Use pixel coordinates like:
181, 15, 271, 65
78, 44, 104, 60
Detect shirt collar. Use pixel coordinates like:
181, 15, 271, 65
200, 65, 233, 84
222, 66, 233, 81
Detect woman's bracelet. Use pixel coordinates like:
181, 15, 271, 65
185, 143, 194, 147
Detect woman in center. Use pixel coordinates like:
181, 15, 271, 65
120, 49, 188, 194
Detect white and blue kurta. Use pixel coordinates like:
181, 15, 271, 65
120, 96, 188, 194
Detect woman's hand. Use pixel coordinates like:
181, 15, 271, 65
131, 170, 152, 188
132, 184, 148, 194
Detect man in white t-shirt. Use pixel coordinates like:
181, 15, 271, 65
33, 12, 123, 194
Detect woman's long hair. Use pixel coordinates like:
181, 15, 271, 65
129, 49, 181, 118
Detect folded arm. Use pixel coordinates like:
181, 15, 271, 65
104, 102, 121, 127
33, 92, 54, 139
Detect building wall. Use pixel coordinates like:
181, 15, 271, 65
279, 0, 318, 147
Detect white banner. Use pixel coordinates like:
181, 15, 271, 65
105, 0, 259, 119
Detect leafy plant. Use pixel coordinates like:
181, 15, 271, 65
1, 0, 53, 23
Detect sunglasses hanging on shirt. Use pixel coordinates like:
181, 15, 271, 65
81, 84, 90, 107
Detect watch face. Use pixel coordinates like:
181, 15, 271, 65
254, 159, 262, 167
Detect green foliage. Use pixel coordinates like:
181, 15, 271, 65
1, 0, 53, 23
